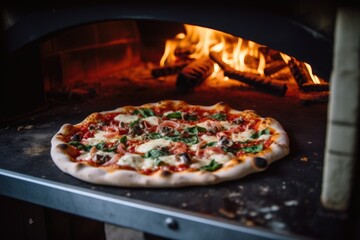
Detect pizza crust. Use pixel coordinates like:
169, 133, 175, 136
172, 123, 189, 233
50, 100, 290, 187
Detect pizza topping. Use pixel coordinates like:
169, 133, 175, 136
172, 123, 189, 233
217, 136, 233, 148
156, 120, 180, 134
69, 141, 92, 151
136, 139, 172, 153
165, 112, 182, 119
51, 101, 290, 187
183, 113, 198, 121
209, 113, 227, 121
199, 159, 223, 171
176, 152, 192, 165
133, 108, 155, 118
169, 142, 187, 155
63, 102, 284, 173
70, 132, 82, 142
76, 149, 116, 164
143, 116, 160, 126
93, 154, 112, 165
114, 114, 139, 124
118, 153, 143, 169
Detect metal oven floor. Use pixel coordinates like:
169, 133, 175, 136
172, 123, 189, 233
0, 86, 349, 239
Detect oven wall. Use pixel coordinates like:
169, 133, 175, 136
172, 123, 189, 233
1, 1, 336, 125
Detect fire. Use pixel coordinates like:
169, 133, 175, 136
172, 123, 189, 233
304, 62, 321, 84
160, 24, 266, 75
280, 52, 321, 84
158, 23, 325, 97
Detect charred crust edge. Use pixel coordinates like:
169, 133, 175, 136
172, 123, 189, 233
160, 170, 172, 177
57, 143, 68, 150
253, 157, 268, 169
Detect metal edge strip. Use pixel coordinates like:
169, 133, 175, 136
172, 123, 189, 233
0, 168, 305, 240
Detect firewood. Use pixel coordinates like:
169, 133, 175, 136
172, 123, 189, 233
299, 91, 329, 105
288, 58, 312, 86
209, 51, 229, 71
264, 60, 287, 76
225, 70, 288, 96
176, 56, 214, 92
288, 59, 313, 88
301, 82, 330, 92
151, 61, 192, 78
209, 51, 287, 96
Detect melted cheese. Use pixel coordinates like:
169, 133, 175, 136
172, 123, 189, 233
114, 114, 139, 124
200, 134, 218, 143
77, 152, 92, 161
196, 121, 210, 129
117, 153, 143, 169
258, 133, 271, 141
84, 131, 118, 145
209, 153, 233, 163
144, 116, 160, 126
231, 128, 256, 142
142, 158, 156, 170
219, 121, 233, 130
190, 153, 232, 169
76, 150, 116, 162
159, 155, 178, 165
136, 139, 172, 153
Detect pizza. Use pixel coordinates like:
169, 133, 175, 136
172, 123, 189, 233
50, 100, 290, 187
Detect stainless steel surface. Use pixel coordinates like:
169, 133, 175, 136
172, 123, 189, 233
0, 169, 296, 240
0, 90, 349, 239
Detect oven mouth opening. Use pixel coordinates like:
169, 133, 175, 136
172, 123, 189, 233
39, 19, 330, 107
3, 6, 359, 239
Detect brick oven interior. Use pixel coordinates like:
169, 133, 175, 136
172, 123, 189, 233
1, 1, 359, 240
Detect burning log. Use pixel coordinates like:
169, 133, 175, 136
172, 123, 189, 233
176, 56, 214, 92
209, 51, 287, 96
225, 71, 288, 96
299, 91, 329, 105
287, 58, 329, 92
301, 82, 330, 92
151, 61, 192, 78
288, 58, 312, 87
264, 60, 287, 76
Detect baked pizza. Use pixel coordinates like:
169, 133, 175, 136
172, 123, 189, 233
51, 100, 290, 187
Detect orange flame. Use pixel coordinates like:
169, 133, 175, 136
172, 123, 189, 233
280, 52, 321, 84
161, 24, 266, 75
304, 62, 321, 84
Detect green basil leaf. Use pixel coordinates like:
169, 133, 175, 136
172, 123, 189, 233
120, 135, 127, 145
95, 142, 106, 150
69, 141, 92, 151
145, 149, 169, 159
242, 143, 263, 153
200, 141, 217, 149
146, 132, 162, 139
130, 119, 140, 128
210, 113, 227, 121
186, 126, 206, 135
251, 128, 270, 139
184, 114, 198, 121
167, 136, 198, 145
134, 108, 155, 118
165, 112, 182, 119
261, 128, 270, 135
200, 159, 222, 171
103, 146, 117, 152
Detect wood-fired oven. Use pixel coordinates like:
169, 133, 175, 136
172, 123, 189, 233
1, 2, 359, 240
